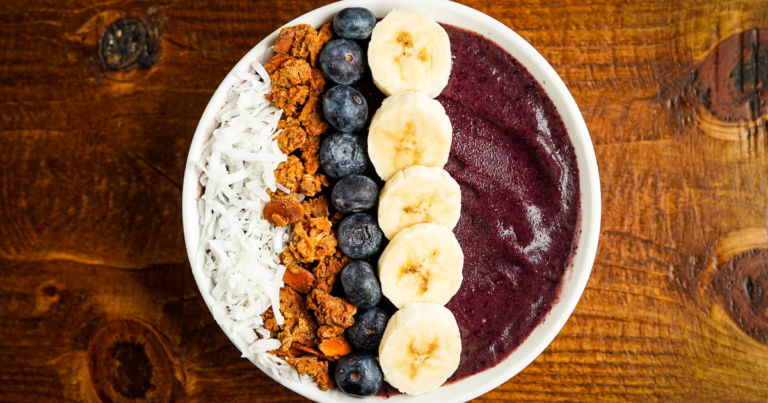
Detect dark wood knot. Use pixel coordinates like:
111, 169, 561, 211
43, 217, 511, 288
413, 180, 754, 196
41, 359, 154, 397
88, 319, 176, 402
36, 281, 64, 313
717, 249, 768, 344
698, 29, 768, 123
100, 18, 158, 71
42, 285, 57, 297
665, 28, 768, 140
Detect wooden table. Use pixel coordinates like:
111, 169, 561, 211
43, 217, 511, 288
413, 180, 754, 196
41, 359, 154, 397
2, 0, 768, 401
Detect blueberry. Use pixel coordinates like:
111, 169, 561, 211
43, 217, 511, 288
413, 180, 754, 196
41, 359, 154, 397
332, 175, 378, 214
347, 307, 389, 352
333, 8, 377, 40
319, 39, 365, 85
338, 213, 383, 259
335, 351, 383, 397
323, 85, 368, 132
320, 132, 368, 179
341, 261, 381, 308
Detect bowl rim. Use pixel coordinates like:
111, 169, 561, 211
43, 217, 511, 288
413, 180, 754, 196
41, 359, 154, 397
181, 0, 601, 401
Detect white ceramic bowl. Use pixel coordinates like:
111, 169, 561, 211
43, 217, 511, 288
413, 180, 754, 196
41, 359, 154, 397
182, 0, 601, 401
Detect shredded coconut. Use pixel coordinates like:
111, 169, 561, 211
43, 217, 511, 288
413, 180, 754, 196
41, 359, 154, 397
194, 60, 309, 383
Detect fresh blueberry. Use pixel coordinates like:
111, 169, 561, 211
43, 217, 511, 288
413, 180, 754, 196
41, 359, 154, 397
346, 307, 389, 352
323, 85, 368, 132
332, 175, 378, 214
320, 132, 368, 179
333, 8, 377, 40
338, 213, 383, 259
319, 38, 365, 85
335, 351, 383, 397
341, 261, 381, 308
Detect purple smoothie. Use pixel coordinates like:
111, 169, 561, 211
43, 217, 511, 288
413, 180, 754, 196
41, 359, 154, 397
437, 25, 581, 381
357, 23, 581, 394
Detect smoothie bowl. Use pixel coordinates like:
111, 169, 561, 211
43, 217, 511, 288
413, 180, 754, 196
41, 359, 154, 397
181, 0, 601, 401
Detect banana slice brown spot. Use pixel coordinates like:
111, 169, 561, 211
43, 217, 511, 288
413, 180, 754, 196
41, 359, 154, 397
397, 121, 417, 147
399, 248, 440, 295
407, 339, 439, 380
396, 32, 414, 70
398, 32, 413, 47
392, 121, 422, 162
418, 48, 429, 63
401, 193, 437, 224
401, 264, 430, 295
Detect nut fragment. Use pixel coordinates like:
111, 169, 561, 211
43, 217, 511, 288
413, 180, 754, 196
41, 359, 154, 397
318, 335, 353, 358
263, 200, 305, 227
283, 264, 316, 294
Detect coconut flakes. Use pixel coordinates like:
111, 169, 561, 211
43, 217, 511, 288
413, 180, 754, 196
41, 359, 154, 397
195, 60, 299, 382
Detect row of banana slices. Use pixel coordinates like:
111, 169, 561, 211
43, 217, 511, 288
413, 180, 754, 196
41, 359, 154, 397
366, 9, 465, 396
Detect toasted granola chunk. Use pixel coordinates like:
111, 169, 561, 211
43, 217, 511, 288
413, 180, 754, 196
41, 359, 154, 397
274, 23, 333, 67
273, 26, 297, 54
266, 88, 296, 117
313, 251, 353, 293
281, 288, 318, 346
277, 117, 301, 130
264, 53, 295, 75
309, 22, 334, 66
265, 59, 314, 117
270, 58, 312, 88
301, 135, 321, 175
317, 324, 345, 340
273, 155, 305, 195
276, 125, 307, 154
267, 190, 300, 203
309, 68, 326, 97
300, 173, 328, 197
271, 155, 326, 199
330, 211, 343, 225
274, 24, 317, 58
287, 85, 310, 108
279, 248, 299, 266
262, 308, 280, 338
288, 356, 333, 391
281, 216, 337, 264
307, 289, 357, 328
299, 96, 329, 137
262, 288, 318, 356
302, 196, 330, 219
309, 217, 332, 232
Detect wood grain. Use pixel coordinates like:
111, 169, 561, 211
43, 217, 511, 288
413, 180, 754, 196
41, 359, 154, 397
2, 0, 768, 401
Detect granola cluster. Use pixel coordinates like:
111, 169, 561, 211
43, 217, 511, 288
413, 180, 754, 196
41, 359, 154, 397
265, 23, 333, 191
259, 23, 359, 391
281, 196, 337, 264
262, 285, 357, 390
268, 155, 328, 201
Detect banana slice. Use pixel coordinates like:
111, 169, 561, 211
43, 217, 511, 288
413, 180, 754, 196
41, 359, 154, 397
379, 302, 462, 395
368, 9, 452, 98
379, 223, 464, 309
378, 165, 461, 239
368, 91, 452, 181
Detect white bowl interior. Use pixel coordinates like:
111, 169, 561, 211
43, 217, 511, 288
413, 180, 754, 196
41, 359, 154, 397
181, 1, 601, 402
